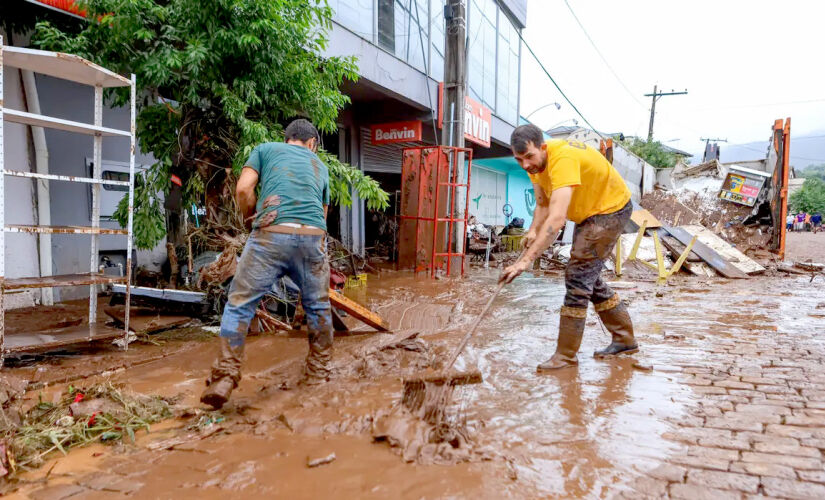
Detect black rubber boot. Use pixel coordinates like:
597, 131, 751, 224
201, 338, 244, 409
537, 311, 586, 372
593, 298, 638, 358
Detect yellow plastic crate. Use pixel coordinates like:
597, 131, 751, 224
344, 273, 368, 289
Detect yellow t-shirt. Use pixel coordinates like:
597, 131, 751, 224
528, 139, 631, 224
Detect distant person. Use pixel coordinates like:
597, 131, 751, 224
796, 212, 806, 232
787, 213, 795, 232
812, 212, 822, 234
805, 213, 812, 232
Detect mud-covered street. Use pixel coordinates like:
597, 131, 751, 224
2, 265, 823, 499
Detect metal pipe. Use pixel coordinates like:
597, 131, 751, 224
20, 69, 53, 305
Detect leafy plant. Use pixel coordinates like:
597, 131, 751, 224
799, 163, 825, 181
789, 177, 825, 214
33, 0, 388, 249
618, 137, 685, 169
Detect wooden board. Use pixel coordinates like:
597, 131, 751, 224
660, 225, 749, 279
681, 225, 765, 275
4, 323, 124, 353
104, 306, 191, 334
4, 273, 127, 290
329, 289, 390, 332
631, 208, 662, 229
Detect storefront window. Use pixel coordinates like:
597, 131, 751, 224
429, 0, 445, 81
497, 12, 520, 125
377, 0, 428, 72
468, 0, 497, 110
331, 0, 374, 41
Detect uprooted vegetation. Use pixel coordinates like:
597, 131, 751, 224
0, 382, 173, 478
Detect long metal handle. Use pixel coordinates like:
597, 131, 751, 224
444, 280, 506, 371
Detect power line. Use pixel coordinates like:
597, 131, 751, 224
733, 143, 825, 162
502, 4, 603, 138
562, 0, 645, 109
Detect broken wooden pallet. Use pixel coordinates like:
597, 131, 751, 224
659, 225, 749, 279
329, 289, 390, 332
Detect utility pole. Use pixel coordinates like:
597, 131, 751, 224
645, 85, 687, 142
700, 137, 728, 162
442, 0, 466, 148
442, 0, 467, 261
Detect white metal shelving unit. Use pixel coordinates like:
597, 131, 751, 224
0, 37, 136, 364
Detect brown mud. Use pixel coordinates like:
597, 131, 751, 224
2, 269, 824, 498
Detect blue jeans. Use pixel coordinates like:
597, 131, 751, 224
220, 229, 333, 371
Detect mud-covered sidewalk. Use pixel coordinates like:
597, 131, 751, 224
3, 269, 825, 499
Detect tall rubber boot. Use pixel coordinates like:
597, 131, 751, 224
537, 308, 586, 371
200, 338, 244, 409
593, 296, 638, 358
300, 342, 332, 386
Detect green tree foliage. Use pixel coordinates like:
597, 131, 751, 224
34, 0, 389, 249
799, 164, 825, 181
618, 137, 683, 169
789, 178, 825, 214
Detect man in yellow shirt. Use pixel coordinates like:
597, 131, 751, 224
500, 124, 638, 370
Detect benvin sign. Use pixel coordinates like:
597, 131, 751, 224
370, 121, 423, 145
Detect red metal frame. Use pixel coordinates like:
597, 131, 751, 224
398, 146, 474, 278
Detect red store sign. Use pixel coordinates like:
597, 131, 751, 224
370, 121, 423, 145
437, 83, 492, 148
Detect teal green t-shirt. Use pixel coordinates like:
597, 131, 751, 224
246, 142, 330, 231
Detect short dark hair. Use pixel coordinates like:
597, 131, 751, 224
510, 124, 544, 153
285, 118, 319, 143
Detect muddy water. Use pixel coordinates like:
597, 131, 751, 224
7, 270, 825, 498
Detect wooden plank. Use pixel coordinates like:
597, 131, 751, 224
631, 208, 662, 229
681, 225, 765, 275
104, 306, 191, 334
4, 273, 127, 290
660, 235, 701, 262
329, 289, 390, 332
660, 225, 749, 279
4, 322, 124, 353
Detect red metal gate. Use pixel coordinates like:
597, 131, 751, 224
398, 146, 473, 277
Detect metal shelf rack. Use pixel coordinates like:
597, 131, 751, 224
0, 38, 136, 364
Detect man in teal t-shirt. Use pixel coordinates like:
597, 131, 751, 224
202, 119, 334, 409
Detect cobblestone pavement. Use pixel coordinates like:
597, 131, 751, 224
622, 275, 825, 500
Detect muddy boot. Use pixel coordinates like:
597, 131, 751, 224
300, 343, 332, 386
593, 296, 638, 358
200, 338, 244, 409
537, 309, 586, 372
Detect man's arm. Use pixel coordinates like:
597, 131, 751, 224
525, 183, 550, 247
500, 186, 573, 283
324, 204, 328, 220
237, 167, 259, 230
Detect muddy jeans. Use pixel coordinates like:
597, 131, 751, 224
219, 229, 333, 372
562, 201, 632, 317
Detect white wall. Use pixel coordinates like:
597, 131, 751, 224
2, 64, 41, 308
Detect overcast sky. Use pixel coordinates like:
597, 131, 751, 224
519, 0, 825, 163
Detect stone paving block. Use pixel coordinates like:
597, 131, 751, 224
729, 461, 796, 479
729, 389, 769, 399
756, 385, 798, 395
645, 463, 687, 482
737, 432, 798, 447
797, 470, 825, 484
715, 380, 757, 390
669, 482, 744, 500
706, 416, 764, 432
687, 469, 759, 493
629, 476, 669, 497
785, 416, 825, 428
698, 436, 751, 451
761, 477, 825, 499
687, 377, 713, 386
741, 377, 781, 385
806, 402, 825, 410
670, 455, 731, 472
734, 404, 792, 416
754, 399, 805, 409
725, 411, 782, 425
753, 442, 820, 457
741, 452, 821, 470
688, 446, 740, 461
665, 427, 733, 444
799, 390, 825, 401
694, 386, 730, 395
765, 424, 815, 439
766, 393, 805, 402
800, 438, 825, 450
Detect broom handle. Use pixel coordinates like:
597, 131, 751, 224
443, 245, 531, 372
